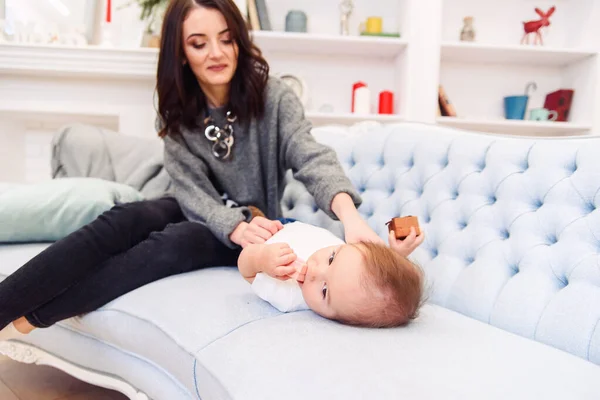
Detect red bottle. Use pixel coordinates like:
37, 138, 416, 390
379, 91, 394, 114
352, 82, 367, 113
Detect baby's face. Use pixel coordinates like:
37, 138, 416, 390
300, 244, 372, 320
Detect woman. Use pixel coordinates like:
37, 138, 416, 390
0, 0, 422, 339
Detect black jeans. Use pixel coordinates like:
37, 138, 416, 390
0, 197, 240, 329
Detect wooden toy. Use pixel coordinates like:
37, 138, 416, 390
386, 216, 421, 240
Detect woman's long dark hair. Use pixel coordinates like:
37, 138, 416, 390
156, 0, 269, 137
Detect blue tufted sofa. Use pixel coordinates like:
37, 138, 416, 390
1, 121, 599, 399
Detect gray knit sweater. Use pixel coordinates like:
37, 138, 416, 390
162, 76, 362, 248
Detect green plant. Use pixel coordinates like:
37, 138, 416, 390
119, 0, 169, 22
136, 0, 169, 21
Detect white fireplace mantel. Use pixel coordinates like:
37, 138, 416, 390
0, 43, 159, 79
0, 43, 159, 135
0, 43, 161, 183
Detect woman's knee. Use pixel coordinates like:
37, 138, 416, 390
158, 221, 215, 249
101, 197, 183, 231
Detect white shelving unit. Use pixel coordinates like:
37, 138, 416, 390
253, 31, 407, 59
437, 116, 592, 136
307, 112, 404, 126
248, 0, 409, 127
437, 0, 600, 136
440, 41, 596, 68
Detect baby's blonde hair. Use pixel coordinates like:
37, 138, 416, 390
337, 242, 425, 328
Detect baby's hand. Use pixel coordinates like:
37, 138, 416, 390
388, 227, 425, 257
289, 259, 308, 283
261, 243, 299, 281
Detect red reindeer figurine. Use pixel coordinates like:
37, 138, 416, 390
521, 6, 556, 45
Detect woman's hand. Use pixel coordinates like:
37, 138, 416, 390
331, 193, 384, 245
388, 227, 425, 257
230, 217, 284, 248
343, 215, 385, 245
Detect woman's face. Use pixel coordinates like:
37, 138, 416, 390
182, 6, 239, 89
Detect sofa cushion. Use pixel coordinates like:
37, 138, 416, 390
2, 243, 598, 400
197, 306, 600, 400
0, 178, 144, 243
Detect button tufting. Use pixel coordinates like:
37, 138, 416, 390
459, 221, 467, 230
489, 195, 497, 204
548, 234, 558, 245
452, 190, 459, 200
587, 202, 596, 214
424, 215, 431, 223
312, 205, 319, 213
501, 229, 510, 239
408, 157, 415, 168
431, 248, 438, 258
466, 257, 475, 264
535, 199, 543, 208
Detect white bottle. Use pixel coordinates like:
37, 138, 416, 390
353, 86, 371, 115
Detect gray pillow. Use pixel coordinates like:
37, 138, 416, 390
0, 178, 144, 243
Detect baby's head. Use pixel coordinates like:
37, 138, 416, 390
299, 241, 424, 327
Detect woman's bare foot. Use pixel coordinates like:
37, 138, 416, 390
13, 317, 36, 334
0, 317, 35, 341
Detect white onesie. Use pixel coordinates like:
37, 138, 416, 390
251, 221, 344, 312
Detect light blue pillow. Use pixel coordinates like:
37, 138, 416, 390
0, 178, 144, 243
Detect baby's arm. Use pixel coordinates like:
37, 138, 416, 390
238, 243, 298, 283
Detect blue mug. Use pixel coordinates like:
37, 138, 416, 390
504, 95, 529, 120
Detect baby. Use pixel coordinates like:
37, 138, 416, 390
238, 221, 424, 328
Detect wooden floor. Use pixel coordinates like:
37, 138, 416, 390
0, 356, 127, 400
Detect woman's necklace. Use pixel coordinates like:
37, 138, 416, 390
204, 111, 237, 160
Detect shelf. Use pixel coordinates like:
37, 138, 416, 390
441, 42, 597, 67
307, 112, 404, 126
0, 108, 119, 130
0, 43, 157, 79
252, 31, 407, 59
436, 117, 592, 135
0, 33, 408, 80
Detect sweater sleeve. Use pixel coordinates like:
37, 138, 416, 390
277, 88, 362, 220
163, 133, 250, 248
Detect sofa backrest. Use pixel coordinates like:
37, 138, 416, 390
282, 121, 600, 365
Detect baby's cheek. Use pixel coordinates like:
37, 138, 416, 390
300, 283, 314, 306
